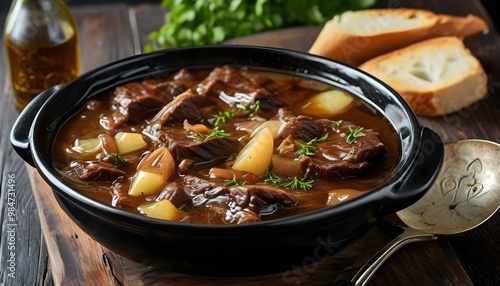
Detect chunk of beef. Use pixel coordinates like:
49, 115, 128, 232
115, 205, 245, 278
115, 180, 192, 210
229, 211, 261, 224
239, 70, 274, 87
277, 109, 328, 141
226, 185, 299, 212
300, 157, 370, 178
322, 122, 387, 162
157, 182, 192, 209
196, 66, 286, 111
145, 124, 242, 171
180, 175, 299, 224
68, 161, 127, 181
110, 69, 198, 126
273, 112, 387, 179
149, 89, 215, 127
240, 70, 306, 98
181, 175, 220, 196
170, 68, 199, 87
111, 81, 171, 125
169, 137, 242, 167
299, 122, 387, 179
204, 184, 300, 224
143, 69, 198, 97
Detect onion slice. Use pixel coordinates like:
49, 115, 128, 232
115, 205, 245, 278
232, 127, 274, 176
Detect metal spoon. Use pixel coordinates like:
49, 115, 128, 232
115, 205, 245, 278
346, 139, 500, 286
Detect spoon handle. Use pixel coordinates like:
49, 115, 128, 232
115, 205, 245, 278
351, 227, 437, 286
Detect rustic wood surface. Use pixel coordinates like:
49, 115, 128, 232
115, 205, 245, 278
1, 1, 499, 285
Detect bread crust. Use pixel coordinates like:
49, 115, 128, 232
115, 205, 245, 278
309, 8, 489, 66
359, 37, 488, 116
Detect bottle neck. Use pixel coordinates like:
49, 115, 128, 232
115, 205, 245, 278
4, 0, 76, 47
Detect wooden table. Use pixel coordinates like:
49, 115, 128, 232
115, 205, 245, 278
1, 1, 499, 285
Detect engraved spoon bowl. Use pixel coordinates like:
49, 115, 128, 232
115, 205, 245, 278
346, 139, 500, 286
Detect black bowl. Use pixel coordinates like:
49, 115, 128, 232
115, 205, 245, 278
11, 46, 444, 277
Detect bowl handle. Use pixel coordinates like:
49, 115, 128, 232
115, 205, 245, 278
380, 127, 444, 216
10, 85, 62, 167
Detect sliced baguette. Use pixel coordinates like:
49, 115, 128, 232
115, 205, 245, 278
309, 9, 489, 66
359, 36, 488, 116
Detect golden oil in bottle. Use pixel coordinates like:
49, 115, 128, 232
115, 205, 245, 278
4, 0, 80, 110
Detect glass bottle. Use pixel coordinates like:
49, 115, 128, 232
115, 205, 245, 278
3, 0, 80, 110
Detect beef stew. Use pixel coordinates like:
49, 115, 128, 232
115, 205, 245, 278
53, 66, 399, 224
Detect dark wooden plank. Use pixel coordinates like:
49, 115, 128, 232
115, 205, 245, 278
133, 3, 167, 52
27, 167, 118, 285
447, 216, 500, 286
0, 138, 52, 286
334, 233, 474, 286
0, 12, 53, 286
71, 4, 139, 70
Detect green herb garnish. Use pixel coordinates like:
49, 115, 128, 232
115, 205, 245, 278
108, 153, 127, 164
264, 170, 314, 191
197, 126, 230, 140
214, 110, 234, 126
295, 133, 329, 157
281, 177, 314, 191
264, 169, 284, 185
334, 119, 343, 127
224, 175, 246, 187
248, 100, 260, 117
238, 100, 261, 117
342, 127, 365, 144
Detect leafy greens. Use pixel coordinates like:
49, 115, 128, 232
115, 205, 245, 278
145, 0, 377, 52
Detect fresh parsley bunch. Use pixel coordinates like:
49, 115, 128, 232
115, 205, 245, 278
145, 0, 376, 52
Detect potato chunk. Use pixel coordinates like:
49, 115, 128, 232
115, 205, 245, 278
128, 170, 166, 197
114, 132, 148, 154
128, 147, 176, 197
138, 199, 183, 220
300, 90, 354, 117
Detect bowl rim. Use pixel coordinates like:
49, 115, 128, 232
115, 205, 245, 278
28, 45, 423, 232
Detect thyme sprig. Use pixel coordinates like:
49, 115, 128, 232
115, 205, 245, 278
264, 170, 314, 191
248, 100, 261, 117
213, 110, 234, 126
224, 175, 246, 187
238, 100, 261, 117
196, 110, 234, 141
264, 169, 284, 185
342, 126, 365, 144
202, 101, 261, 141
281, 177, 314, 191
196, 126, 230, 140
295, 133, 329, 157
